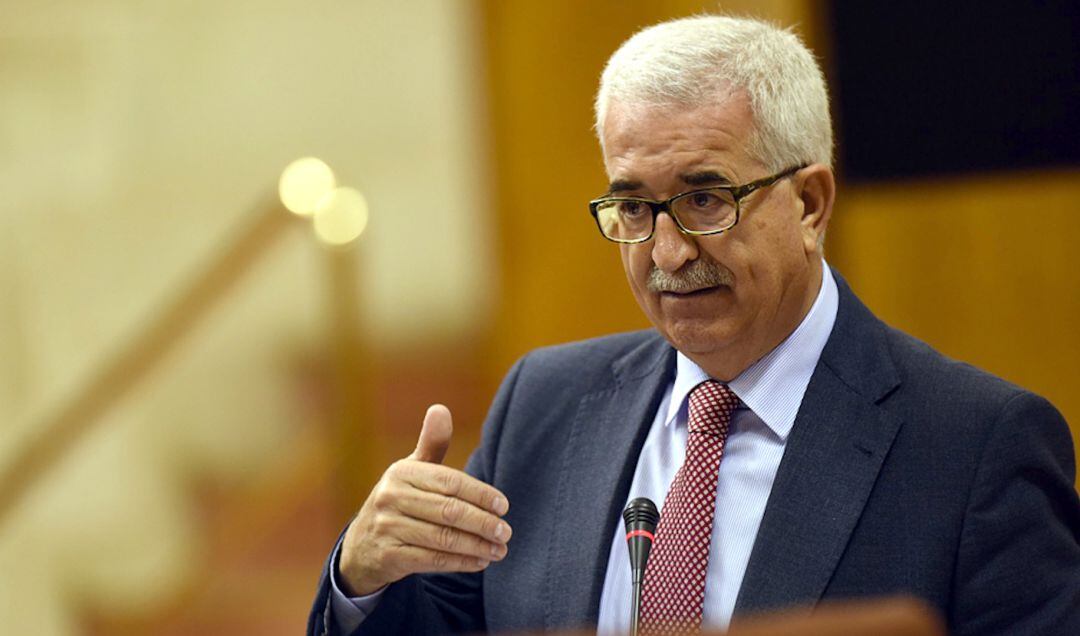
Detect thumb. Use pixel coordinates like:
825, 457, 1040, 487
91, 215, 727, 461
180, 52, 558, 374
410, 404, 453, 464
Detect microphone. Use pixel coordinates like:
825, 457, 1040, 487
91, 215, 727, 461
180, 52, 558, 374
623, 497, 659, 636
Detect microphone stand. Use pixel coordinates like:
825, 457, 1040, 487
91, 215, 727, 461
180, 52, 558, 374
630, 572, 644, 636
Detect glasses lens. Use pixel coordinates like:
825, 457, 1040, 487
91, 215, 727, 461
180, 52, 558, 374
595, 200, 652, 241
671, 189, 737, 232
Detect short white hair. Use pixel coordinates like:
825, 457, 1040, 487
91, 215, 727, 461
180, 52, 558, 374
595, 15, 833, 171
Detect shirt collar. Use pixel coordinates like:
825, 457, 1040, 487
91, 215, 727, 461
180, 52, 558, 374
663, 262, 839, 441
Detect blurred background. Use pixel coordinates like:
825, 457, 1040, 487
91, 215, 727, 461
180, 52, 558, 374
0, 0, 1076, 633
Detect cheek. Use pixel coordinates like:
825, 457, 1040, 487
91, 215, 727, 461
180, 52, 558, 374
746, 215, 803, 265
750, 226, 809, 304
621, 245, 653, 296
719, 220, 801, 299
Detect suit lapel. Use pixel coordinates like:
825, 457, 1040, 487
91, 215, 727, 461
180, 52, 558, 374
544, 334, 674, 630
734, 274, 904, 616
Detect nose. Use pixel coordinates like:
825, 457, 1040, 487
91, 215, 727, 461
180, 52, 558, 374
651, 213, 699, 273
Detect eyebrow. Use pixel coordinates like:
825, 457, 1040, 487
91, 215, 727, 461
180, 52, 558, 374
605, 179, 642, 195
605, 170, 734, 196
680, 170, 733, 187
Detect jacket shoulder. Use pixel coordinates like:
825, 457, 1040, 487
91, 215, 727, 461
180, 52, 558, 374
516, 329, 668, 386
881, 323, 1039, 413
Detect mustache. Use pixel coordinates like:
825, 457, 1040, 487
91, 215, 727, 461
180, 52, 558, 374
647, 258, 734, 293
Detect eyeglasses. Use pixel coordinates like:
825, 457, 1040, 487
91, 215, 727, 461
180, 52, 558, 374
588, 165, 805, 244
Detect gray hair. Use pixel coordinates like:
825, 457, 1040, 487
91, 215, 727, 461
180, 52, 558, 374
595, 15, 833, 172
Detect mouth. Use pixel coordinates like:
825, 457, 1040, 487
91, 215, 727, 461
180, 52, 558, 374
660, 285, 723, 299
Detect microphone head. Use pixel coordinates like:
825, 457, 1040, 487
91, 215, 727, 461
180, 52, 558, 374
622, 497, 659, 585
622, 497, 659, 531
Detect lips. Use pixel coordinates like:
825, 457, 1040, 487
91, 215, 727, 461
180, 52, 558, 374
660, 285, 721, 297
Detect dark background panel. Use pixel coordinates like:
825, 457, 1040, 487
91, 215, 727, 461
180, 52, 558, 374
829, 0, 1080, 182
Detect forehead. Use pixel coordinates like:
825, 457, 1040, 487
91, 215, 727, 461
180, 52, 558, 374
600, 94, 761, 185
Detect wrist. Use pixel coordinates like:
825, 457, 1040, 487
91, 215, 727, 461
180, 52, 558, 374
338, 552, 388, 597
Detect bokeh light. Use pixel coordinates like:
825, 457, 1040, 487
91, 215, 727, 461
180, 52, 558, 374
313, 187, 369, 245
278, 157, 336, 216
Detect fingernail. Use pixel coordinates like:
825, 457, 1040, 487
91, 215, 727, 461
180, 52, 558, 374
495, 522, 510, 542
476, 559, 490, 568
490, 544, 501, 559
492, 496, 509, 515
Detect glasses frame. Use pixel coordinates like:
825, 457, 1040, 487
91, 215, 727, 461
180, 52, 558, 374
588, 164, 806, 244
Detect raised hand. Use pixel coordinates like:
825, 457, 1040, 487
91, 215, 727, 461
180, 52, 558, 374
338, 404, 512, 596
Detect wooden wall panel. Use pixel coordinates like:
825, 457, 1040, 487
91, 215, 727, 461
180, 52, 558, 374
828, 170, 1080, 462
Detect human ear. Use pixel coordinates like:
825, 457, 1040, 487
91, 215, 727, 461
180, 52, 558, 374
795, 165, 835, 255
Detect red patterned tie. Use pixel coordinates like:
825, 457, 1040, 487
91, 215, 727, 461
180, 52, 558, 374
640, 380, 738, 635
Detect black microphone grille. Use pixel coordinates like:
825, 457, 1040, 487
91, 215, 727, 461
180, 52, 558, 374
622, 497, 659, 528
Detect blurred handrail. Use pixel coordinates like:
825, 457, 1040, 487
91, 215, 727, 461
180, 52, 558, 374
0, 195, 298, 528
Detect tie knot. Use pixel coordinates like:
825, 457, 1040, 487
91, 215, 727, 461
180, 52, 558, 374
687, 380, 738, 436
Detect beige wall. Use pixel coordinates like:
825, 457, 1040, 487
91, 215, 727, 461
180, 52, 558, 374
0, 1, 490, 632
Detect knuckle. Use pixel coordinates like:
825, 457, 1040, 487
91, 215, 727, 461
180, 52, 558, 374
431, 550, 450, 570
370, 480, 393, 506
370, 496, 390, 514
437, 525, 458, 552
371, 511, 392, 536
386, 459, 409, 480
438, 470, 462, 496
441, 498, 464, 524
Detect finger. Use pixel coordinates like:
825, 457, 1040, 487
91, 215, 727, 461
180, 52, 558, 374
388, 514, 508, 561
410, 404, 453, 464
392, 544, 493, 575
398, 462, 509, 516
392, 488, 513, 545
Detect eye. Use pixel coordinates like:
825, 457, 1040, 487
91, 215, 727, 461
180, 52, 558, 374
686, 191, 724, 210
616, 200, 650, 219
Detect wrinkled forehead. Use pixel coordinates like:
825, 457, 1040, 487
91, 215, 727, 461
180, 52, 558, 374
599, 92, 760, 178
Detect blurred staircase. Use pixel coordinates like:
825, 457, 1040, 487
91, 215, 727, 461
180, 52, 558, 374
85, 430, 342, 635
0, 198, 367, 635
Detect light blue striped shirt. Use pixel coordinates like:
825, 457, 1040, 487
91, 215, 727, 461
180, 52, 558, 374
332, 264, 838, 633
596, 264, 838, 633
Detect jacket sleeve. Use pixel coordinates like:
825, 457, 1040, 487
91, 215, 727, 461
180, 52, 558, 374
950, 391, 1080, 635
306, 356, 528, 636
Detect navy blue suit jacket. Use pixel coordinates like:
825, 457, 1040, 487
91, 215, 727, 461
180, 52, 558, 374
309, 274, 1080, 635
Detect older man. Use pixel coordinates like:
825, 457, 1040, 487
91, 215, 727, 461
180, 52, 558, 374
308, 15, 1079, 636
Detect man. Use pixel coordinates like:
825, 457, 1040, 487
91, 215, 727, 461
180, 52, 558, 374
309, 15, 1079, 635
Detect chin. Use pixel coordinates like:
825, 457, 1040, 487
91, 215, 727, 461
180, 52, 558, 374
661, 321, 736, 356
